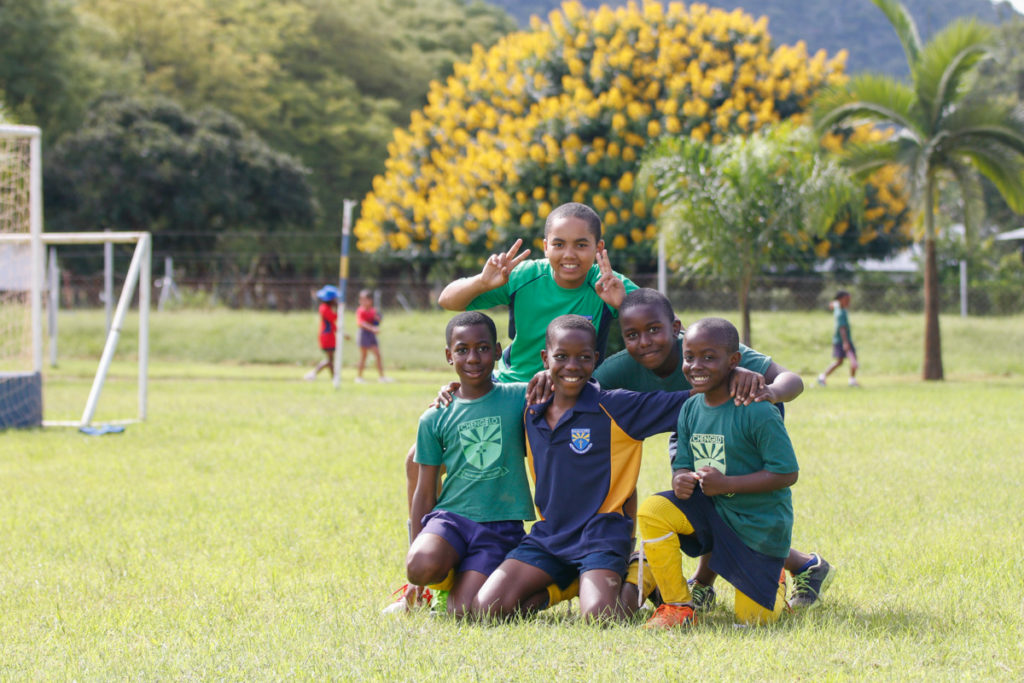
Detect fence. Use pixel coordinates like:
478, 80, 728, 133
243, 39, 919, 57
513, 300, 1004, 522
54, 271, 1023, 316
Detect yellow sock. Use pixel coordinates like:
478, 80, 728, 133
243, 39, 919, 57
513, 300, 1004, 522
428, 569, 455, 593
546, 579, 579, 607
637, 495, 695, 605
624, 554, 658, 599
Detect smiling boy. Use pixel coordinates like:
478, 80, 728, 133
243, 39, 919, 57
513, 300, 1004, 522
473, 315, 688, 622
437, 202, 638, 382
593, 289, 830, 611
400, 311, 535, 616
637, 317, 800, 628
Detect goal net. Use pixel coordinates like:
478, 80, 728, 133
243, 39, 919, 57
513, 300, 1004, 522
0, 124, 42, 428
1, 124, 151, 429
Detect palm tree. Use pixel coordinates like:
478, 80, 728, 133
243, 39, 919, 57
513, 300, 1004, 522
639, 123, 859, 347
813, 0, 1024, 380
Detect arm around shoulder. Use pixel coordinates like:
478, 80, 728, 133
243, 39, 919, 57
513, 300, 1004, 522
760, 361, 803, 404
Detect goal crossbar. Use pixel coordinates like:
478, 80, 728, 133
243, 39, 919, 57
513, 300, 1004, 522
2, 231, 152, 427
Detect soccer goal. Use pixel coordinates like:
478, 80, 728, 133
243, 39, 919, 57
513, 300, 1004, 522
0, 124, 151, 429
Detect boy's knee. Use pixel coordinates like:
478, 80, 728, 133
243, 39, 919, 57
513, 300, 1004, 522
637, 494, 670, 529
472, 584, 517, 619
405, 549, 446, 587
637, 494, 664, 519
637, 494, 694, 537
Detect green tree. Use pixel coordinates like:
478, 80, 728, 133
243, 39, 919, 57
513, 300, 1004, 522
639, 123, 859, 345
72, 0, 514, 254
356, 2, 857, 275
0, 0, 93, 136
44, 96, 317, 275
813, 0, 1024, 380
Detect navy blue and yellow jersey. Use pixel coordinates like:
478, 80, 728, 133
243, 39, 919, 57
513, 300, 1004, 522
524, 381, 689, 561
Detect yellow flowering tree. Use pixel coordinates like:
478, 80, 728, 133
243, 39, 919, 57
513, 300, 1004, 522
355, 1, 903, 271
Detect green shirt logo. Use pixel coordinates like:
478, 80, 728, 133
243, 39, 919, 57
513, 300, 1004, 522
458, 416, 503, 470
690, 433, 726, 473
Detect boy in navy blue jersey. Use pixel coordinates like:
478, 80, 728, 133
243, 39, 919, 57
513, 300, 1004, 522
473, 315, 688, 622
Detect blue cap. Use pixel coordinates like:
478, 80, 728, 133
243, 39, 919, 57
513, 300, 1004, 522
316, 285, 340, 302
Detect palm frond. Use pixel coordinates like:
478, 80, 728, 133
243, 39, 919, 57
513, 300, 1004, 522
941, 101, 1024, 157
953, 139, 1024, 213
914, 19, 993, 127
870, 0, 922, 67
813, 76, 921, 135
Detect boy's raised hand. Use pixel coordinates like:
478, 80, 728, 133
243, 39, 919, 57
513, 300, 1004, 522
480, 239, 531, 289
593, 249, 626, 308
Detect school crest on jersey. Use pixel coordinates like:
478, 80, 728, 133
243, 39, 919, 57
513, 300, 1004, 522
570, 428, 593, 454
689, 433, 726, 473
459, 416, 503, 470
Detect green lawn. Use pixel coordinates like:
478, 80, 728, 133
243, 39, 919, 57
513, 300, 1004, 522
1, 309, 1022, 679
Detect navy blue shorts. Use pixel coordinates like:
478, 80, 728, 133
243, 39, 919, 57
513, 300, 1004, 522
656, 489, 785, 611
506, 537, 627, 590
420, 510, 525, 576
832, 342, 855, 359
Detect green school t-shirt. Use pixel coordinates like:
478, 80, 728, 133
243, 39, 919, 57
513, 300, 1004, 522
832, 306, 852, 346
415, 382, 535, 523
673, 396, 797, 558
593, 333, 772, 392
467, 259, 638, 382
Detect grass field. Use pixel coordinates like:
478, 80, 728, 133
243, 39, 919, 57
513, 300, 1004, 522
2, 309, 1023, 679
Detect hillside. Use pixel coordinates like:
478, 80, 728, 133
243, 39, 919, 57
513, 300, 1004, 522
486, 0, 1021, 76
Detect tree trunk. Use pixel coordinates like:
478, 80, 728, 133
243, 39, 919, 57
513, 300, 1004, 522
739, 272, 752, 347
922, 174, 944, 380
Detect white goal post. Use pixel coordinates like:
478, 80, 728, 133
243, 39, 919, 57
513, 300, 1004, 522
0, 123, 151, 428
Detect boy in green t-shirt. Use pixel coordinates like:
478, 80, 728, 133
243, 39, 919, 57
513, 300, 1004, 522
817, 290, 859, 387
388, 311, 535, 617
638, 317, 800, 628
438, 201, 638, 381
595, 289, 831, 610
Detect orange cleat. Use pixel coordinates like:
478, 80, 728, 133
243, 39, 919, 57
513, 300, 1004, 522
643, 603, 696, 629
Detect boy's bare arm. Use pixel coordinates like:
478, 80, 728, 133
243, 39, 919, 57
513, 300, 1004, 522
409, 464, 441, 539
696, 467, 797, 497
438, 239, 531, 310
744, 361, 804, 405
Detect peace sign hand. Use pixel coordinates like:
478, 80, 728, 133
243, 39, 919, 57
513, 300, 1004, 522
593, 249, 625, 308
480, 239, 532, 289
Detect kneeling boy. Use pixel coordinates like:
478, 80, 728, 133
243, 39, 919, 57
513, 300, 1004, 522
638, 317, 798, 627
403, 311, 535, 616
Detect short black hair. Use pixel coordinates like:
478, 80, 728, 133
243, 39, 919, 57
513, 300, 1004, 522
445, 311, 497, 347
686, 317, 739, 354
834, 290, 850, 300
545, 314, 597, 348
544, 202, 602, 242
620, 288, 675, 323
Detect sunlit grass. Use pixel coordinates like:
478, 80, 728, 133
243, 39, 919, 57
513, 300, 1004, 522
1, 310, 1022, 678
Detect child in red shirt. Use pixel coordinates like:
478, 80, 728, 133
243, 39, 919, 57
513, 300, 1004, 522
305, 285, 342, 380
356, 289, 391, 383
